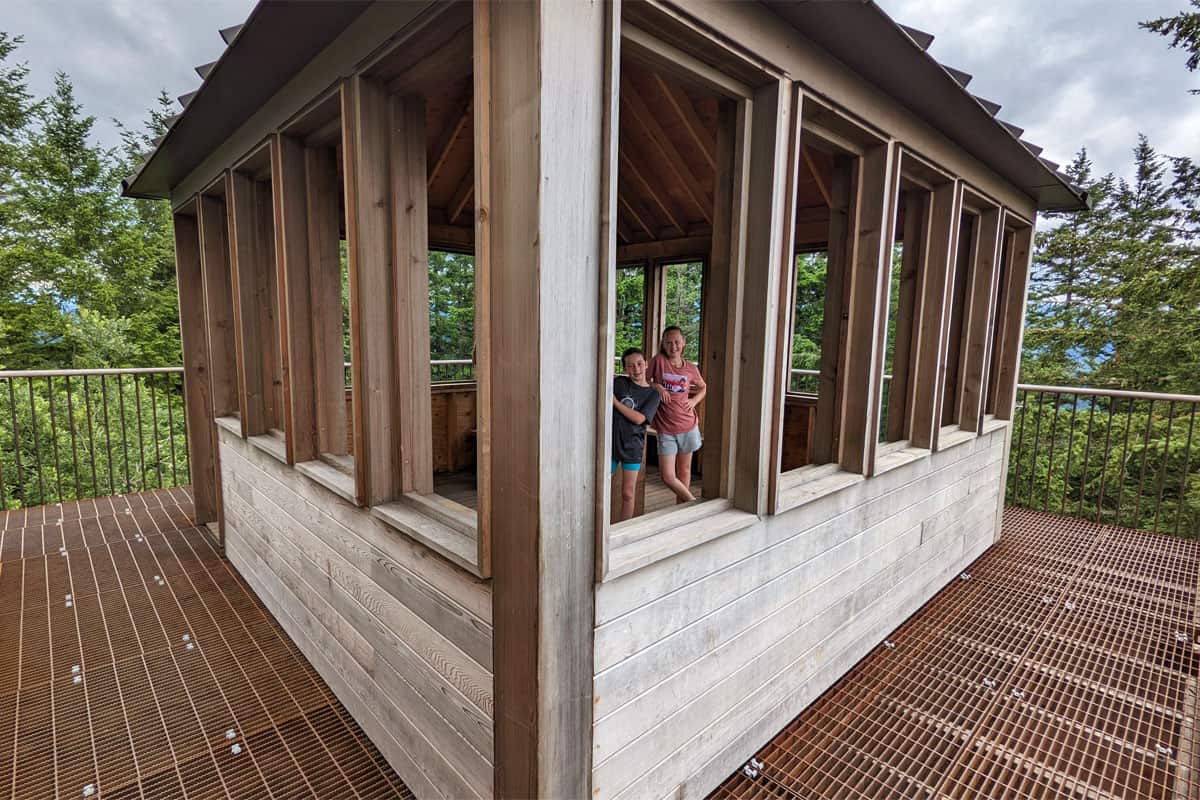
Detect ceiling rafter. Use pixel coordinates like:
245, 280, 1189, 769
652, 74, 716, 170
617, 185, 657, 241
447, 168, 474, 225
618, 148, 685, 237
620, 76, 713, 226
800, 145, 833, 208
428, 91, 473, 189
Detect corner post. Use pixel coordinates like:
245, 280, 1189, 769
485, 0, 605, 795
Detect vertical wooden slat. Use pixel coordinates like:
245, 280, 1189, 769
197, 194, 238, 418
594, 0, 620, 577
811, 154, 855, 466
343, 75, 399, 506
228, 170, 268, 436
884, 188, 928, 442
173, 209, 218, 525
837, 140, 898, 476
909, 180, 961, 450
958, 205, 1003, 433
488, 0, 602, 795
257, 177, 283, 431
767, 84, 804, 513
273, 133, 316, 464
390, 94, 434, 495
474, 0, 494, 576
940, 200, 974, 431
732, 78, 792, 514
304, 142, 349, 456
991, 223, 1034, 421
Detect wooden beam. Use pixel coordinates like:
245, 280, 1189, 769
615, 235, 709, 263
227, 168, 273, 437
908, 180, 961, 450
810, 155, 854, 466
304, 144, 350, 457
386, 23, 474, 95
801, 144, 832, 208
653, 73, 716, 169
958, 206, 1004, 433
991, 223, 1033, 420
619, 147, 685, 236
448, 167, 475, 225
473, 0, 493, 577
767, 83, 803, 513
733, 79, 792, 514
621, 76, 713, 225
272, 133, 317, 464
884, 189, 928, 443
487, 0, 601, 794
428, 91, 472, 189
617, 184, 657, 240
342, 75, 399, 506
391, 94, 434, 495
196, 193, 239, 419
173, 210, 219, 525
836, 140, 898, 476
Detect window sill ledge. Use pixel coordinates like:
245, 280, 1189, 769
604, 500, 758, 581
874, 442, 929, 477
295, 459, 357, 505
980, 416, 1010, 436
775, 463, 865, 516
214, 415, 242, 437
247, 431, 287, 464
372, 494, 483, 578
937, 426, 977, 452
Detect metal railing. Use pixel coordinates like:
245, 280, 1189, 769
343, 358, 475, 388
1009, 384, 1200, 537
0, 368, 189, 510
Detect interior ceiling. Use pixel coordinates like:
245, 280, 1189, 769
420, 58, 839, 253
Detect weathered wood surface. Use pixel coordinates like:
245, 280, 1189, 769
592, 426, 1008, 800
220, 429, 494, 800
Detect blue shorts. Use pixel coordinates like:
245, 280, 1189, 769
657, 426, 702, 455
611, 460, 641, 474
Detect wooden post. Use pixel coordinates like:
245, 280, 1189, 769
485, 0, 604, 795
272, 133, 316, 464
837, 140, 898, 476
474, 0, 494, 575
733, 78, 793, 514
173, 208, 219, 525
908, 180, 961, 450
304, 143, 349, 456
343, 75, 400, 506
197, 193, 239, 419
391, 94, 434, 495
991, 222, 1034, 420
885, 188, 928, 442
228, 170, 271, 437
959, 206, 1003, 433
811, 155, 855, 466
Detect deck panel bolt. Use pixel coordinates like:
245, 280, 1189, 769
82, 785, 95, 797
883, 640, 896, 650
230, 743, 243, 755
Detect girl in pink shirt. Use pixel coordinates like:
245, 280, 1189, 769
648, 326, 706, 503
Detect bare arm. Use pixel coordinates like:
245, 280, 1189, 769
612, 395, 647, 425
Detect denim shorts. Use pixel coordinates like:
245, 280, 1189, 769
657, 426, 702, 455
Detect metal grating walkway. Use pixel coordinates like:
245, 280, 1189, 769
0, 488, 412, 800
711, 507, 1200, 800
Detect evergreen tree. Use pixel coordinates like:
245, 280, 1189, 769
1142, 1, 1200, 93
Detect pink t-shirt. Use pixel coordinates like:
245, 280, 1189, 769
648, 353, 702, 435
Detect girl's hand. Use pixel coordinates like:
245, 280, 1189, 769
685, 397, 699, 411
654, 384, 670, 400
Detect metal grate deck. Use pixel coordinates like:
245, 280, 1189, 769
710, 507, 1200, 800
0, 488, 412, 800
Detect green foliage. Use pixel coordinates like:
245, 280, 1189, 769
664, 261, 703, 361
1024, 140, 1200, 393
428, 250, 475, 365
1142, 1, 1200, 93
615, 265, 645, 356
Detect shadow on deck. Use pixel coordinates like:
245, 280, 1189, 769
0, 488, 411, 799
710, 507, 1200, 799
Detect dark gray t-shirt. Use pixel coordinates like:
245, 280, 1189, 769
613, 376, 661, 464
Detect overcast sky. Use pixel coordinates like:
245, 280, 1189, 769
5, 0, 1198, 183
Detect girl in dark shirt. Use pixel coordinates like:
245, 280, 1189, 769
612, 348, 661, 522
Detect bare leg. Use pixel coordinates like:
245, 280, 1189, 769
619, 469, 639, 521
676, 450, 695, 502
658, 452, 695, 503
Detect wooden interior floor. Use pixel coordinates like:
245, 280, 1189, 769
0, 488, 411, 799
709, 507, 1200, 799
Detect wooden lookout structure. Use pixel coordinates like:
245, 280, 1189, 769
123, 2, 1089, 797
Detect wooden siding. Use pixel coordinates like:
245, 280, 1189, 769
591, 425, 1009, 800
217, 427, 493, 800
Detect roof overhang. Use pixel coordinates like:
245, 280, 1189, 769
765, 0, 1089, 213
122, 1, 371, 200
